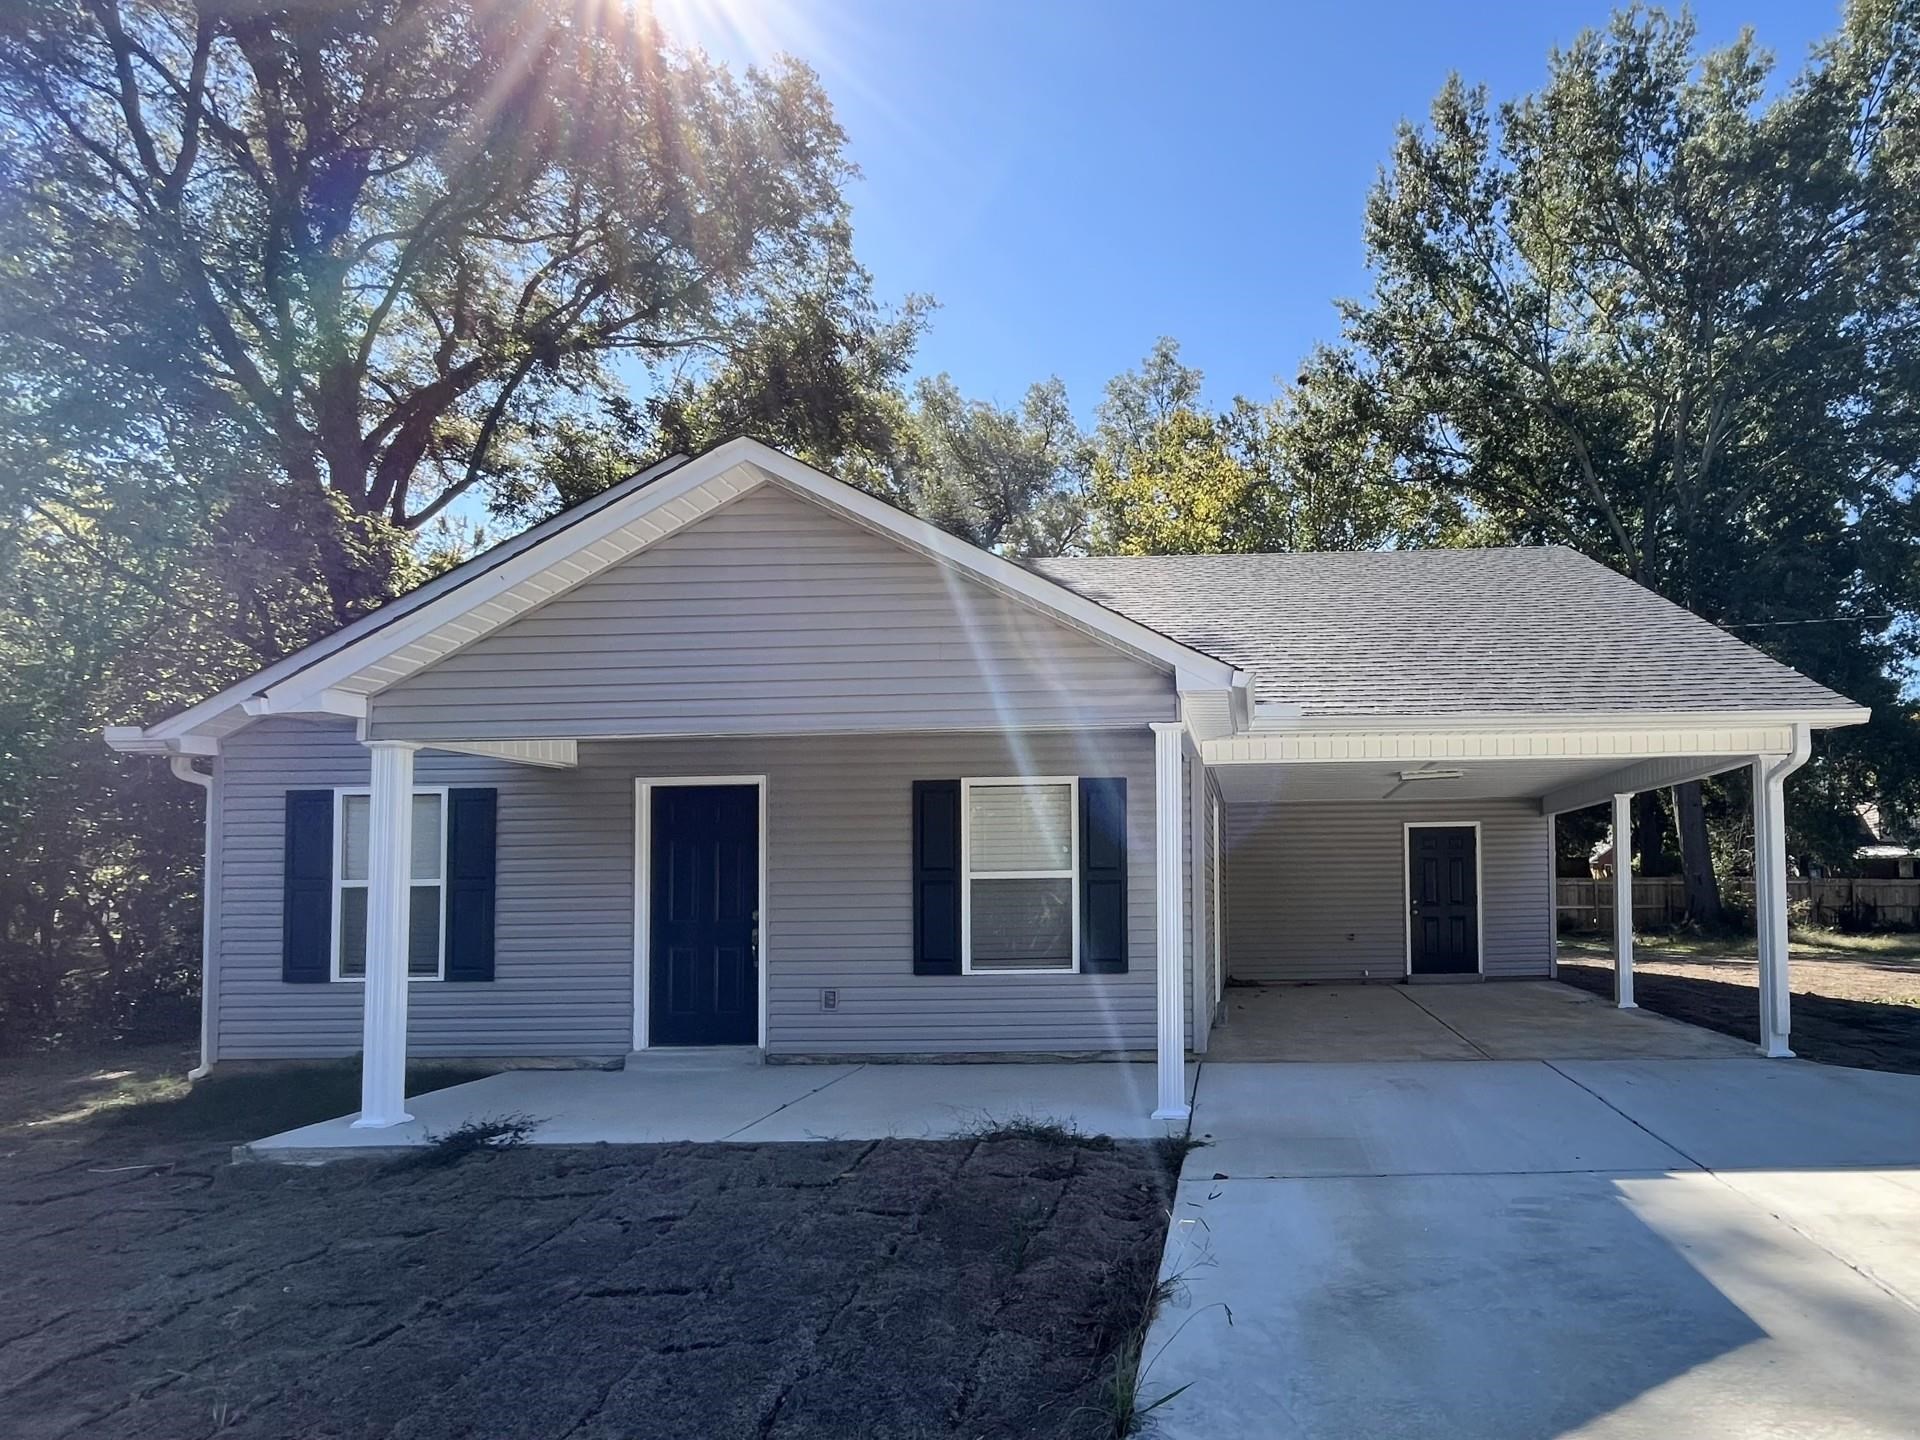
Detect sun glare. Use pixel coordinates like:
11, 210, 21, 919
642, 0, 817, 66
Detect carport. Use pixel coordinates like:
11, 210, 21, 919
1198, 712, 1845, 1062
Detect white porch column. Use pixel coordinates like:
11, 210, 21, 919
354, 740, 417, 1128
1611, 792, 1635, 1009
1753, 753, 1795, 1058
1150, 721, 1189, 1121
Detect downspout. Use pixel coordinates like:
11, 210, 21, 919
168, 755, 216, 1079
1754, 724, 1813, 1058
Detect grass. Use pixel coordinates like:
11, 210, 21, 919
104, 1059, 500, 1142
0, 1049, 500, 1145
1561, 930, 1920, 964
390, 1113, 539, 1170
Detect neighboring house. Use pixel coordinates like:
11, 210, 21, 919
1852, 804, 1918, 879
108, 438, 1868, 1125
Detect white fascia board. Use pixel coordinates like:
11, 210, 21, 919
743, 451, 1242, 689
1248, 703, 1870, 734
1203, 722, 1800, 768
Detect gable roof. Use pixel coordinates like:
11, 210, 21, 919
1033, 547, 1865, 722
111, 439, 1241, 753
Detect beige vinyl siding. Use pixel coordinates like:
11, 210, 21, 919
213, 719, 1161, 1059
368, 484, 1173, 742
1224, 799, 1552, 983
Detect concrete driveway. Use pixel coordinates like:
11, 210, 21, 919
1144, 1056, 1920, 1439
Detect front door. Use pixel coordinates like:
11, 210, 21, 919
1407, 825, 1479, 976
650, 784, 759, 1045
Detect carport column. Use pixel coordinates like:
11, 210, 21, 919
354, 740, 418, 1128
1150, 721, 1189, 1121
1753, 731, 1810, 1058
1611, 792, 1635, 1009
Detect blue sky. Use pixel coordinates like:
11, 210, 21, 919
679, 0, 1847, 420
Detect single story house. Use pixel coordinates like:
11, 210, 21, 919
108, 438, 1867, 1125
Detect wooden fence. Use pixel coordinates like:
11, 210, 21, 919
1557, 876, 1920, 932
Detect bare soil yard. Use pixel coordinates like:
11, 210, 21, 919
1557, 930, 1920, 1074
0, 1052, 1174, 1440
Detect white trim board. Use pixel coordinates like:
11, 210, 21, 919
631, 776, 769, 1052
1402, 820, 1486, 979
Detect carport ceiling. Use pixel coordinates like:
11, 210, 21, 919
1211, 756, 1695, 806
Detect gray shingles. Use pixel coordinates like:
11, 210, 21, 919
1033, 547, 1861, 718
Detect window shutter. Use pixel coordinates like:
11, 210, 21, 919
445, 787, 497, 982
283, 790, 333, 983
912, 780, 962, 975
1080, 778, 1128, 974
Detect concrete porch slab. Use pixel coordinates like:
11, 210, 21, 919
734, 1060, 1197, 1141
1189, 1060, 1694, 1178
1204, 980, 1755, 1063
1405, 981, 1755, 1059
238, 1060, 1196, 1161
1207, 984, 1481, 1062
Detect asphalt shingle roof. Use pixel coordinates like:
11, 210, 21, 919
1031, 546, 1861, 719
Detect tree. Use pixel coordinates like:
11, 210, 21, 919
1090, 340, 1460, 555
1305, 1, 1920, 918
644, 275, 929, 508
1, 0, 875, 613
904, 374, 1090, 555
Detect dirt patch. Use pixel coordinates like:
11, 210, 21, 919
1, 1060, 1174, 1440
1557, 937, 1920, 1074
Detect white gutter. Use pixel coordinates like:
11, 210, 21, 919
167, 755, 216, 1080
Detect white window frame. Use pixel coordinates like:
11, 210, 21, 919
960, 776, 1080, 976
331, 785, 450, 983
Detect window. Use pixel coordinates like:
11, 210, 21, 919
962, 778, 1078, 973
334, 789, 447, 981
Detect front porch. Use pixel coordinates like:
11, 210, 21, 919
239, 978, 1741, 1159
239, 1057, 1198, 1161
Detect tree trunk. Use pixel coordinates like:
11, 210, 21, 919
1672, 781, 1723, 927
1634, 788, 1673, 876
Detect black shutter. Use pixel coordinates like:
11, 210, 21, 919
283, 790, 333, 983
1080, 778, 1128, 974
912, 780, 962, 975
445, 787, 497, 982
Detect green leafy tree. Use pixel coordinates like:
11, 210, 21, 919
904, 374, 1090, 555
1091, 341, 1458, 554
0, 0, 891, 1041
1, 0, 874, 612
1304, 1, 1920, 917
1090, 407, 1268, 555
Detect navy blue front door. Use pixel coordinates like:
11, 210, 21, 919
650, 785, 759, 1046
1408, 825, 1479, 976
